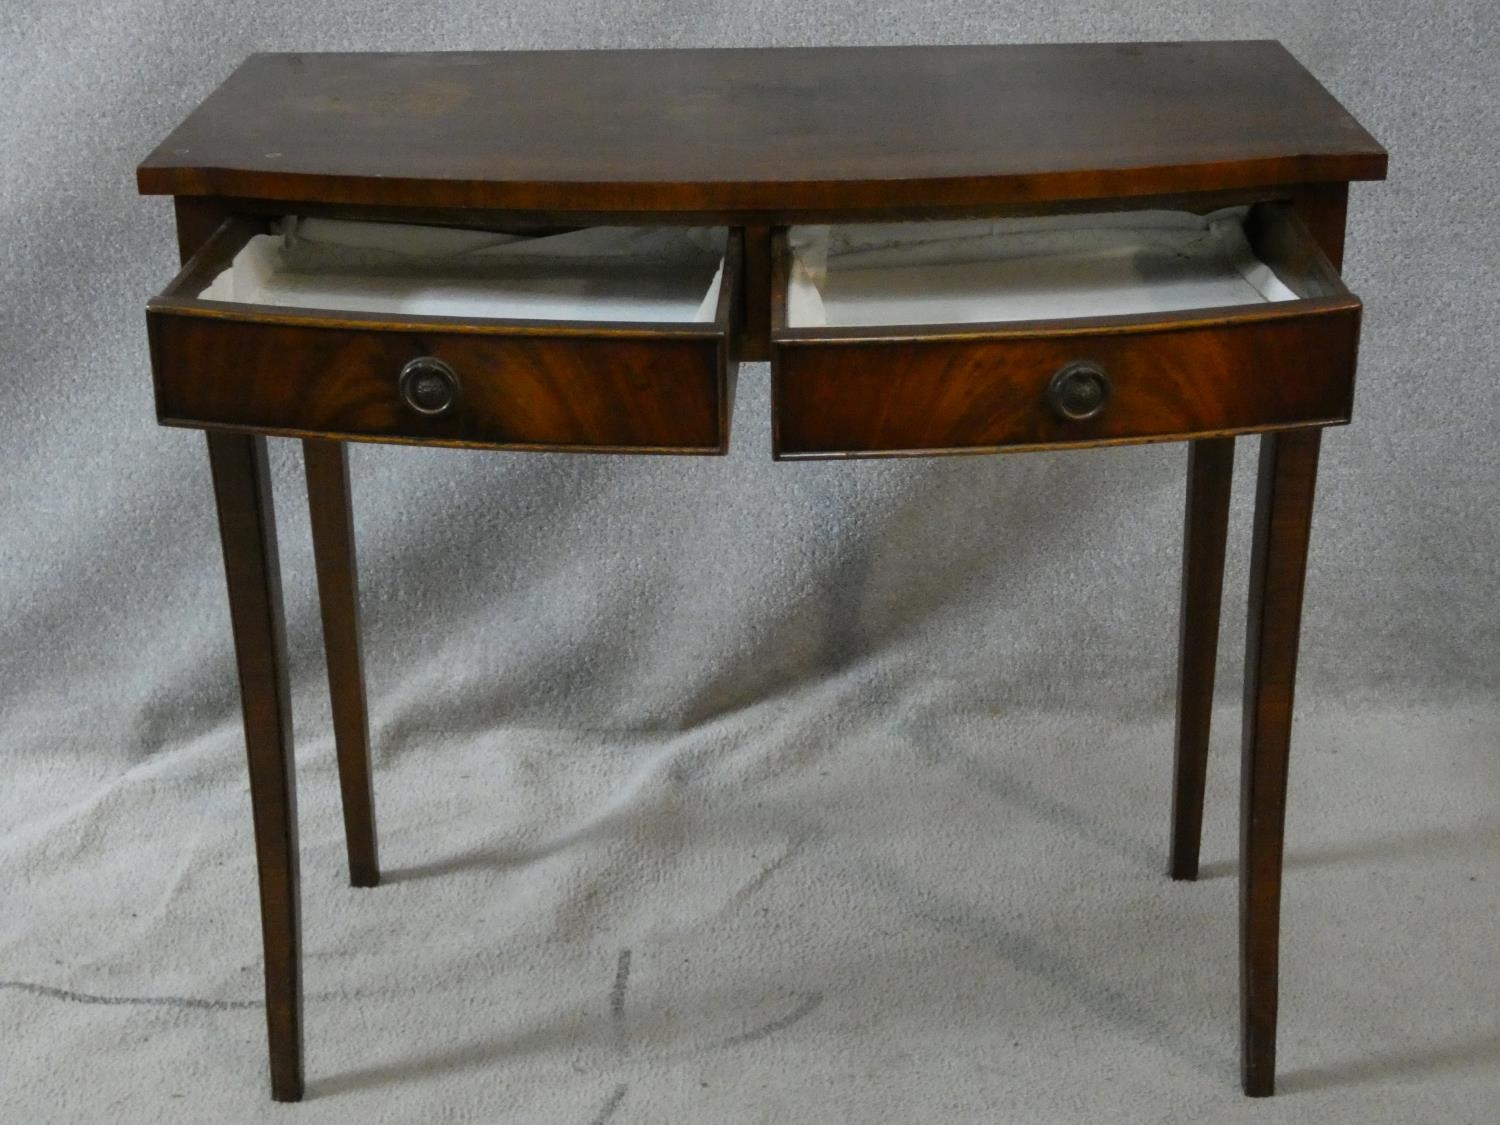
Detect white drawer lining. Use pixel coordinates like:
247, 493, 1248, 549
787, 208, 1299, 329
198, 219, 726, 324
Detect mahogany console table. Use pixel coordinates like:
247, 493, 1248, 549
137, 43, 1386, 1102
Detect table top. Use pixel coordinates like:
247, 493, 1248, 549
137, 42, 1386, 216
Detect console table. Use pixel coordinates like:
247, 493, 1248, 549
136, 43, 1387, 1102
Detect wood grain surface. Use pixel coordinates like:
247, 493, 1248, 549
205, 432, 304, 1102
1240, 428, 1323, 1096
302, 439, 379, 888
138, 44, 1386, 214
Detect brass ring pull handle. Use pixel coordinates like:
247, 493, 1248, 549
398, 357, 459, 416
1046, 361, 1111, 422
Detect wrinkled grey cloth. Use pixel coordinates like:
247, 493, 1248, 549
2, 3, 1498, 1123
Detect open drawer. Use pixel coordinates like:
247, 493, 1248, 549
770, 204, 1361, 459
148, 218, 741, 453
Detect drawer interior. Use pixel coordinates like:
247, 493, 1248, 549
183, 217, 729, 325
783, 205, 1339, 329
150, 218, 742, 454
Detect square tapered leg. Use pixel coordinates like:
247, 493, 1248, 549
1169, 437, 1235, 880
1239, 428, 1321, 1097
303, 438, 379, 888
207, 432, 305, 1102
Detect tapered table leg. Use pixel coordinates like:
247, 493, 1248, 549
207, 432, 305, 1103
1168, 438, 1235, 879
1239, 428, 1321, 1097
303, 439, 379, 888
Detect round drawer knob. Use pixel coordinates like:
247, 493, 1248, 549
1046, 361, 1111, 422
398, 357, 459, 416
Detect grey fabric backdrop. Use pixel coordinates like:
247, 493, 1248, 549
2, 3, 1498, 1123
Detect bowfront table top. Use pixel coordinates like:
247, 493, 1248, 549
138, 42, 1386, 213
136, 42, 1386, 1105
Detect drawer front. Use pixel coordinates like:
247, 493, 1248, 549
150, 315, 730, 453
769, 204, 1362, 459
148, 222, 739, 454
772, 307, 1361, 458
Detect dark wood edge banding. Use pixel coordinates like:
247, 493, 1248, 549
138, 152, 1388, 212
771, 418, 1349, 462
168, 184, 1338, 232
770, 297, 1360, 346
158, 416, 727, 456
